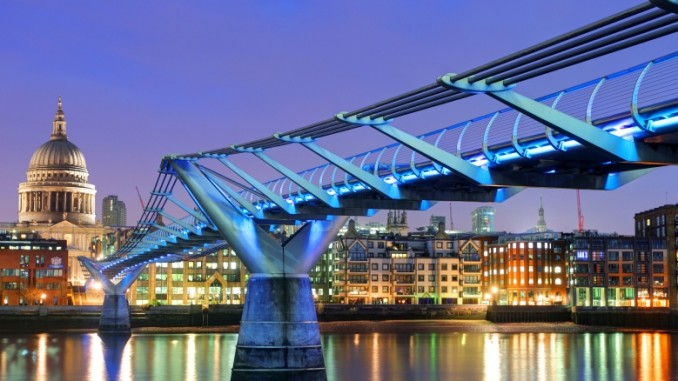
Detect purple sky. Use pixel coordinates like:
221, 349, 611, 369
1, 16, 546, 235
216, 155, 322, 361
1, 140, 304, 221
1, 1, 676, 235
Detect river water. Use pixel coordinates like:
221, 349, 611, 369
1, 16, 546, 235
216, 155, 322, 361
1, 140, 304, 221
0, 331, 676, 380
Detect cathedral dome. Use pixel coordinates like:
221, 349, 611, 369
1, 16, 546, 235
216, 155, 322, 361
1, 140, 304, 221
25, 97, 89, 183
28, 138, 88, 172
18, 97, 97, 226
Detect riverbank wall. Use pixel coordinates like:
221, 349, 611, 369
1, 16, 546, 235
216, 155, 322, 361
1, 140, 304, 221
572, 307, 678, 330
1, 304, 678, 333
486, 305, 571, 323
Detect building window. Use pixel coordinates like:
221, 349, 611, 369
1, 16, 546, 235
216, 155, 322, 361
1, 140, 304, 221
442, 275, 448, 282
622, 251, 633, 261
382, 264, 389, 270
418, 275, 424, 281
652, 251, 664, 261
418, 264, 424, 270
371, 263, 378, 270
382, 286, 389, 293
382, 275, 389, 281
436, 242, 443, 249
371, 275, 378, 281
429, 264, 435, 270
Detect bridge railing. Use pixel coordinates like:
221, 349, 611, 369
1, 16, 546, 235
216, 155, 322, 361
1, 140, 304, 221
229, 51, 678, 211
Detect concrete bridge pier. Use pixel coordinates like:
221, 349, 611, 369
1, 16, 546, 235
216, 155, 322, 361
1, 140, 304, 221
79, 258, 146, 332
227, 218, 346, 379
232, 274, 326, 380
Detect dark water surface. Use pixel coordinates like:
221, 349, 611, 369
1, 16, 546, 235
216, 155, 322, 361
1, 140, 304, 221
0, 331, 676, 380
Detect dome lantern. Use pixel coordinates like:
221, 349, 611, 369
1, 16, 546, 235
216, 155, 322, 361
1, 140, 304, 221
51, 96, 67, 140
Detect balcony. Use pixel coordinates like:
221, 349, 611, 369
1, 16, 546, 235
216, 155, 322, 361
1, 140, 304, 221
348, 267, 369, 273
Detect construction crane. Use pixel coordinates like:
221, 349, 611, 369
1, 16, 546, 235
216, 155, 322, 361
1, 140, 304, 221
576, 190, 584, 233
135, 186, 146, 209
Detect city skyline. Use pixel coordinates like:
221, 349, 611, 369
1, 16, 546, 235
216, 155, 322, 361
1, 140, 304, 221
1, 1, 677, 235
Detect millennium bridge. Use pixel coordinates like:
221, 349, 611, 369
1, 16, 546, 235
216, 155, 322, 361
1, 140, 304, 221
80, 1, 678, 379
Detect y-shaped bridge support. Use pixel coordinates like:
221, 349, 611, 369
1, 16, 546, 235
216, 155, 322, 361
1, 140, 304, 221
170, 159, 347, 380
79, 257, 146, 332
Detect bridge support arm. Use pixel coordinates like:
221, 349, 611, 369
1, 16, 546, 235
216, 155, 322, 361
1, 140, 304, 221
170, 159, 283, 273
488, 89, 678, 164
79, 257, 147, 332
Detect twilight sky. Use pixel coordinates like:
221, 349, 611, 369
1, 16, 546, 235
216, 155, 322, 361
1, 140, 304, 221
1, 1, 676, 235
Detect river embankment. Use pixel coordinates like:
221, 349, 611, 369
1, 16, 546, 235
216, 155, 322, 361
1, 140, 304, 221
1, 304, 677, 333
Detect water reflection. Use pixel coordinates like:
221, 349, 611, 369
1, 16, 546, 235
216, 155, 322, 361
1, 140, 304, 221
322, 332, 677, 381
0, 331, 676, 380
97, 333, 131, 381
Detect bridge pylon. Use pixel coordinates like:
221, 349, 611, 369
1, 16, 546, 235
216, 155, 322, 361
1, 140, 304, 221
79, 257, 146, 332
170, 159, 347, 379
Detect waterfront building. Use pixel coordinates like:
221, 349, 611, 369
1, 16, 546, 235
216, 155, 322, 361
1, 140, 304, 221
471, 206, 495, 233
485, 234, 568, 305
128, 247, 247, 305
331, 220, 471, 305
634, 204, 678, 307
13, 98, 118, 289
0, 233, 69, 305
569, 234, 669, 307
126, 204, 676, 309
102, 195, 127, 227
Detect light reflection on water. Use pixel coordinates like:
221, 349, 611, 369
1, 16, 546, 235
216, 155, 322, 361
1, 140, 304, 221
0, 331, 675, 380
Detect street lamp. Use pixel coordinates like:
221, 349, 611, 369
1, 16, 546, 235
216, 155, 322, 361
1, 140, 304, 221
491, 286, 498, 305
40, 293, 46, 305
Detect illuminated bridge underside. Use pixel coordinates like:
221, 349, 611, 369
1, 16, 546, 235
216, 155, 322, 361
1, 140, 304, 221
79, 0, 678, 376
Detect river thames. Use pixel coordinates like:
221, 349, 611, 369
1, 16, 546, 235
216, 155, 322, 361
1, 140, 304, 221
0, 329, 676, 380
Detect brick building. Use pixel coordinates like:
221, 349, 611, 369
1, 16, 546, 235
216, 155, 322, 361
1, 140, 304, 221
0, 233, 69, 305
